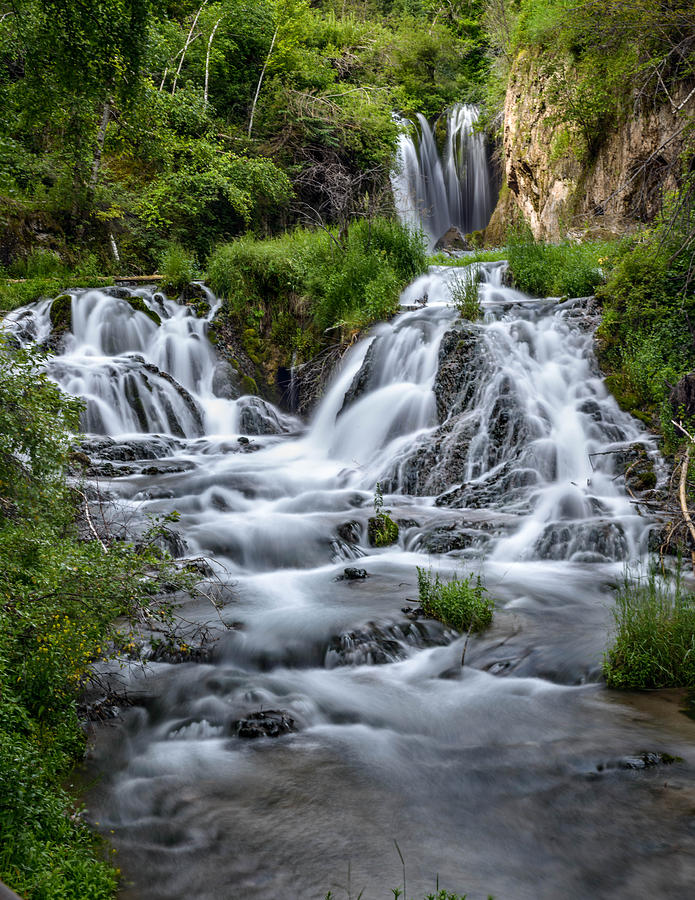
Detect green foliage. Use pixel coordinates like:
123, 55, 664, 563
160, 243, 194, 294
506, 226, 610, 298
417, 567, 493, 633
449, 267, 482, 320
207, 218, 427, 335
595, 203, 695, 435
0, 277, 114, 313
604, 568, 695, 689
368, 482, 400, 547
0, 342, 195, 897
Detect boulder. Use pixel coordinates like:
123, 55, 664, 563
434, 226, 471, 252
234, 710, 295, 739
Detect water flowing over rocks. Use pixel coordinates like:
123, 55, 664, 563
9, 262, 695, 900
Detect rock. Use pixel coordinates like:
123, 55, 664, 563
238, 396, 290, 436
367, 513, 399, 547
336, 521, 361, 543
341, 567, 368, 580
125, 295, 161, 326
49, 293, 72, 334
669, 373, 695, 420
325, 619, 451, 667
434, 226, 471, 252
433, 326, 484, 422
234, 710, 296, 739
211, 361, 241, 400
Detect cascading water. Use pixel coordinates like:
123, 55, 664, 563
391, 104, 496, 247
5, 269, 695, 899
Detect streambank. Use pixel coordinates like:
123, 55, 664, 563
6, 259, 695, 898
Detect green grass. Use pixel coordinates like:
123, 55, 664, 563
506, 226, 614, 298
604, 568, 695, 689
160, 242, 194, 294
207, 218, 428, 334
449, 267, 482, 321
417, 567, 493, 633
428, 249, 507, 267
0, 276, 115, 312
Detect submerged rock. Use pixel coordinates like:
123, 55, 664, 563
234, 710, 296, 739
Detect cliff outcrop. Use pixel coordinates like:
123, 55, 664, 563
486, 51, 694, 242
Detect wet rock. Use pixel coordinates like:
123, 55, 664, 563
185, 558, 215, 578
80, 435, 183, 461
340, 342, 377, 412
238, 396, 290, 436
126, 295, 161, 326
609, 442, 657, 492
669, 372, 695, 419
433, 327, 483, 422
336, 520, 361, 543
434, 226, 471, 252
211, 361, 241, 400
414, 523, 492, 554
367, 514, 399, 547
234, 710, 296, 739
336, 567, 368, 581
325, 619, 452, 667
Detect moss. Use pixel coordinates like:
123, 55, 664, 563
367, 513, 399, 547
604, 374, 653, 425
126, 295, 161, 326
240, 375, 258, 396
49, 293, 72, 333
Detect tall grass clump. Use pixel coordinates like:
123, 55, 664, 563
206, 218, 427, 333
417, 567, 493, 633
448, 266, 482, 320
160, 242, 194, 294
604, 568, 695, 689
506, 225, 609, 298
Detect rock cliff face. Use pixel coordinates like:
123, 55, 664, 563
487, 51, 694, 241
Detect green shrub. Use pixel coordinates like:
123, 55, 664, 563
417, 567, 493, 633
506, 226, 609, 298
368, 482, 399, 547
206, 219, 427, 335
604, 569, 695, 689
449, 267, 482, 320
160, 242, 194, 294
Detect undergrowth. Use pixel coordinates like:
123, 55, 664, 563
449, 267, 482, 320
0, 343, 193, 897
506, 226, 611, 298
417, 568, 493, 633
206, 218, 427, 334
604, 567, 695, 689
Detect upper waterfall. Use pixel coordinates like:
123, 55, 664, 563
391, 104, 497, 248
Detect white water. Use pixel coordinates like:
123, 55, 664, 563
391, 105, 496, 247
6, 269, 695, 899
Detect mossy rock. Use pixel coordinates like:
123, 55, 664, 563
240, 375, 258, 396
368, 513, 399, 547
126, 296, 161, 326
49, 293, 72, 333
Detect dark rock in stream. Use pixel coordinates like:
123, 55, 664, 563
336, 520, 361, 543
325, 618, 453, 667
234, 710, 296, 739
238, 396, 290, 436
335, 567, 368, 581
434, 326, 484, 422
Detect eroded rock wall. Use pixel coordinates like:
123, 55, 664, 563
490, 51, 694, 241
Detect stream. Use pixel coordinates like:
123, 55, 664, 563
5, 262, 695, 899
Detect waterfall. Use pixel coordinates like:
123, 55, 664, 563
3, 268, 685, 900
391, 104, 496, 248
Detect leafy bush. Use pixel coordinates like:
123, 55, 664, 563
0, 342, 194, 897
417, 567, 493, 633
160, 242, 194, 294
506, 226, 609, 298
604, 569, 695, 689
449, 267, 482, 320
207, 218, 427, 333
